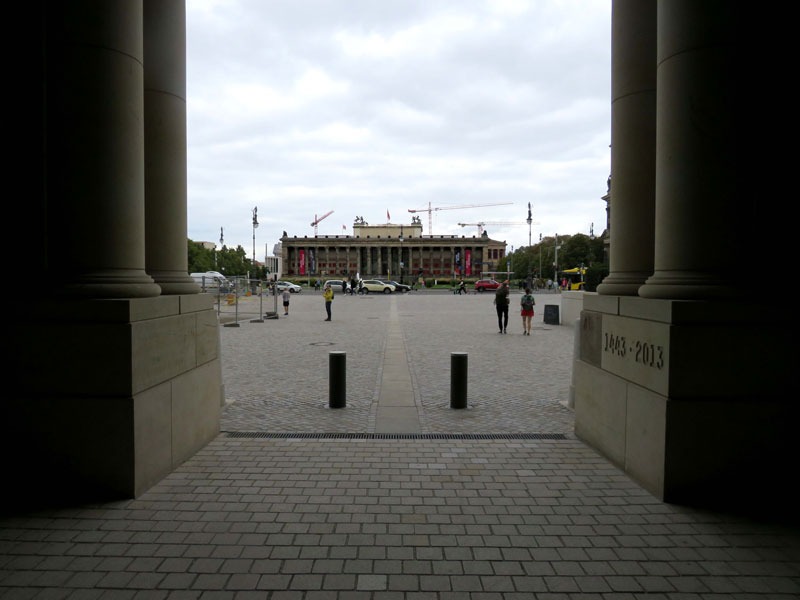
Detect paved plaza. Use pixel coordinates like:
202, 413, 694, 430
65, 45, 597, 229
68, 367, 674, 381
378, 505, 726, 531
220, 292, 574, 434
2, 293, 799, 599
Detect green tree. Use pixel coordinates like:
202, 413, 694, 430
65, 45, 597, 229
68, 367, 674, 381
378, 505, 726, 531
496, 232, 607, 282
216, 245, 251, 277
187, 239, 216, 273
504, 233, 606, 282
559, 234, 598, 271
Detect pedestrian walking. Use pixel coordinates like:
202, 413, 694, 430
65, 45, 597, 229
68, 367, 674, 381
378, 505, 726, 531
458, 279, 466, 295
341, 280, 347, 296
282, 289, 291, 316
494, 280, 510, 333
323, 283, 334, 321
520, 287, 535, 335
350, 277, 356, 295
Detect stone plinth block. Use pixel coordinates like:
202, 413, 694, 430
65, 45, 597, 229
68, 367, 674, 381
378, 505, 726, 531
573, 360, 628, 467
574, 297, 796, 506
8, 296, 222, 500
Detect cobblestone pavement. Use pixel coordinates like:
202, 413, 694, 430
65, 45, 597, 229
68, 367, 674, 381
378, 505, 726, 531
221, 293, 574, 434
2, 437, 798, 599
3, 293, 798, 599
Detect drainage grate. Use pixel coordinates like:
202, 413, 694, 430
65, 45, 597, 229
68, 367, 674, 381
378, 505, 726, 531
223, 432, 567, 440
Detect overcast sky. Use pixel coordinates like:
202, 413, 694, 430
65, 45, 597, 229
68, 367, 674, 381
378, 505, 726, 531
185, 0, 611, 262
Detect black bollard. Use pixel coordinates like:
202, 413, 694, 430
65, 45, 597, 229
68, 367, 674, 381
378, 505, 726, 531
329, 351, 346, 408
450, 352, 468, 409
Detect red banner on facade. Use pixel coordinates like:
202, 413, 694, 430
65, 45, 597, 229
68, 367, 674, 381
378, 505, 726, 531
299, 249, 306, 275
466, 249, 472, 275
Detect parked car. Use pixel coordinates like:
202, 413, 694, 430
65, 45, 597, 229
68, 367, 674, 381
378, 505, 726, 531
474, 279, 501, 292
376, 279, 411, 292
358, 280, 396, 294
324, 280, 350, 293
275, 281, 301, 293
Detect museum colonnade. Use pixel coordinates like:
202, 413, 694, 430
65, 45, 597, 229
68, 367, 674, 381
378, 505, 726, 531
8, 1, 222, 501
7, 0, 793, 507
572, 1, 792, 505
283, 240, 494, 278
48, 1, 198, 298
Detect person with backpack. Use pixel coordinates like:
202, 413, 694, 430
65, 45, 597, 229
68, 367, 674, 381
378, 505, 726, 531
520, 287, 535, 335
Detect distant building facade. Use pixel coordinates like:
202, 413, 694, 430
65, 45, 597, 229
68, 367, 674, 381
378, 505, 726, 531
264, 243, 283, 277
263, 255, 281, 278
281, 221, 506, 280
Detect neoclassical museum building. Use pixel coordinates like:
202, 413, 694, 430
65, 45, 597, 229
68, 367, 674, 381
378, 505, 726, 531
281, 219, 507, 280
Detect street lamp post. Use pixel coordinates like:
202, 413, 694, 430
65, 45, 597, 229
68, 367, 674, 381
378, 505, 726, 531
251, 207, 259, 280
526, 202, 533, 283
399, 224, 404, 284
527, 202, 533, 248
217, 227, 224, 269
554, 233, 561, 291
538, 233, 542, 284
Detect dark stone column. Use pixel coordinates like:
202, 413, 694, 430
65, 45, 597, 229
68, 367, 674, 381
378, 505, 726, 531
143, 0, 199, 294
597, 0, 657, 296
639, 0, 737, 299
47, 1, 161, 298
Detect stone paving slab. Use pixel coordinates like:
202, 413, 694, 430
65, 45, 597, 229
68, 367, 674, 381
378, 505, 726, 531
2, 437, 799, 599
5, 293, 799, 599
220, 293, 388, 433
221, 293, 573, 434
398, 295, 573, 434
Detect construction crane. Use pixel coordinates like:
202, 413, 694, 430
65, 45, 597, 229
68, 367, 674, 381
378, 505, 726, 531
457, 221, 537, 235
407, 202, 513, 235
310, 210, 334, 236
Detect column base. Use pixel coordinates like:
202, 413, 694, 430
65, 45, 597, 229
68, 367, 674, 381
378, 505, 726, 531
638, 270, 736, 299
6, 294, 222, 504
574, 294, 796, 508
149, 269, 202, 295
61, 269, 162, 298
596, 271, 651, 296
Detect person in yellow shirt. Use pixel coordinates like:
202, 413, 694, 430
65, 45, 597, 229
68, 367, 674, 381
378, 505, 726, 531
323, 283, 334, 321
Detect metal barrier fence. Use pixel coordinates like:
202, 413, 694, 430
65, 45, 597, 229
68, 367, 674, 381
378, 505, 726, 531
195, 278, 280, 325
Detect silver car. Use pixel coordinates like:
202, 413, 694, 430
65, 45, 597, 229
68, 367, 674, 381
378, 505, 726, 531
275, 281, 301, 293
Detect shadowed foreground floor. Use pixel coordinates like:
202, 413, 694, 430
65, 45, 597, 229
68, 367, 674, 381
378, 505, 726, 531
3, 295, 798, 599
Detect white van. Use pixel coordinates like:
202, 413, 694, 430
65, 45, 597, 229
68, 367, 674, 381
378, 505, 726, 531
191, 272, 229, 291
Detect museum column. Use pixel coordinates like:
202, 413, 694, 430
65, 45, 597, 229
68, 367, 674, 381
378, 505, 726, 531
13, 1, 222, 501
47, 1, 161, 298
596, 0, 656, 296
143, 0, 199, 294
638, 0, 735, 299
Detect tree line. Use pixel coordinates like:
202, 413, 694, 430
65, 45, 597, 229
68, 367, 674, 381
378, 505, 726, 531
498, 233, 608, 288
188, 239, 270, 279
